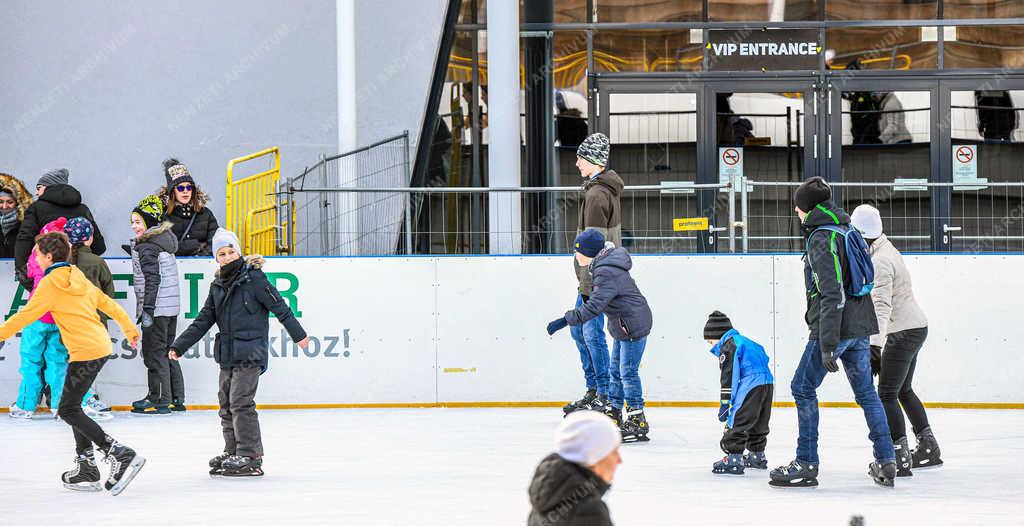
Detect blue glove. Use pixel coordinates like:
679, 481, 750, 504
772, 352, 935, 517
546, 318, 568, 335
718, 401, 730, 422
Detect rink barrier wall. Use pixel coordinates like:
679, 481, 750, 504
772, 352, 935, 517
0, 255, 1022, 408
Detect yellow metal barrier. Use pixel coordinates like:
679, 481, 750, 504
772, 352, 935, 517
226, 147, 281, 254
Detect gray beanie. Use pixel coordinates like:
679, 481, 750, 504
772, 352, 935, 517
212, 228, 242, 256
576, 133, 610, 167
38, 168, 70, 188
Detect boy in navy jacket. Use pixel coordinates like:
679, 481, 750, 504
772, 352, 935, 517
704, 311, 774, 475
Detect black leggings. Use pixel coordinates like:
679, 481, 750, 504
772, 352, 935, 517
876, 327, 930, 441
58, 357, 113, 455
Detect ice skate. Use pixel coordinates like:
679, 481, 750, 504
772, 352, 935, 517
743, 451, 768, 470
713, 454, 744, 475
911, 427, 943, 469
768, 460, 818, 488
562, 390, 596, 416
620, 408, 650, 443
170, 398, 187, 412
8, 403, 33, 420
220, 455, 264, 477
208, 452, 232, 476
868, 461, 896, 488
130, 399, 170, 415
103, 441, 146, 495
84, 403, 113, 421
894, 437, 913, 477
86, 395, 112, 413
62, 448, 102, 492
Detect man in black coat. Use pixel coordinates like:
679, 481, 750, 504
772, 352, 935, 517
14, 169, 106, 288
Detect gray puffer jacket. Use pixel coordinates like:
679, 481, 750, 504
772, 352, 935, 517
132, 221, 180, 318
564, 245, 653, 341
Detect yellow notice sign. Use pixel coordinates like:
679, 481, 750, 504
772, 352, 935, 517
673, 217, 709, 232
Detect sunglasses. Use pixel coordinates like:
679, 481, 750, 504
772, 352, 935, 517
176, 184, 194, 192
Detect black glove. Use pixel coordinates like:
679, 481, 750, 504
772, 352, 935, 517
870, 345, 882, 376
821, 350, 839, 373
718, 401, 730, 422
546, 318, 568, 335
138, 310, 155, 329
16, 268, 32, 291
178, 238, 201, 255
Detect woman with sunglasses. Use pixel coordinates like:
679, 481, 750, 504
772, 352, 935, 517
158, 158, 221, 257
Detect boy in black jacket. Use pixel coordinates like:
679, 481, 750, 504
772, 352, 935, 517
168, 228, 308, 477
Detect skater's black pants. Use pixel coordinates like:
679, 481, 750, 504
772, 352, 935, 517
142, 316, 183, 404
720, 384, 773, 454
219, 365, 262, 458
59, 357, 113, 455
876, 327, 930, 441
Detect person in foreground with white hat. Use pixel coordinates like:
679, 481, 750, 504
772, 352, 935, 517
527, 411, 621, 526
851, 204, 941, 477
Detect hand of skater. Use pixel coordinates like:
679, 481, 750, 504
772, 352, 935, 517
129, 336, 140, 350
297, 337, 310, 350
546, 318, 568, 335
821, 350, 839, 373
869, 345, 882, 376
137, 310, 154, 329
718, 401, 730, 422
168, 349, 180, 361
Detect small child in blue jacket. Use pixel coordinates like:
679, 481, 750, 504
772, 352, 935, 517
704, 311, 774, 475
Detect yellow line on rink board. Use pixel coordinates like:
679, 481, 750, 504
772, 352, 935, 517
3, 401, 1023, 413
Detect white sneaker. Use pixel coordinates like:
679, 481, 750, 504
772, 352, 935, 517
83, 404, 113, 421
86, 396, 111, 413
8, 403, 33, 419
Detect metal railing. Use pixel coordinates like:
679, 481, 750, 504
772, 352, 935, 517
226, 147, 282, 254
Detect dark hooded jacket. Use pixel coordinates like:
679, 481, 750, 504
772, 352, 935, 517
157, 185, 220, 256
169, 256, 306, 371
575, 170, 624, 297
565, 246, 653, 341
801, 201, 879, 354
527, 453, 613, 526
15, 184, 106, 287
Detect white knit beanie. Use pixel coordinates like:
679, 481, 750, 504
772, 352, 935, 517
851, 204, 883, 239
555, 411, 622, 466
212, 228, 241, 256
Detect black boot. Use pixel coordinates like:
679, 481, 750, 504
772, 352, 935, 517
911, 427, 943, 469
768, 460, 819, 488
620, 408, 650, 443
62, 448, 102, 492
221, 455, 264, 477
869, 461, 897, 488
103, 440, 146, 496
563, 390, 597, 416
894, 437, 913, 477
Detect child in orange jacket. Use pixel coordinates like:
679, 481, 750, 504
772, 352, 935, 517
0, 232, 144, 495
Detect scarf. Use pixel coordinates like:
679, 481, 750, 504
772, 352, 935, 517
218, 257, 244, 284
0, 208, 19, 236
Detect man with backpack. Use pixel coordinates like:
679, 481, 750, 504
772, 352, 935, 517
769, 177, 896, 489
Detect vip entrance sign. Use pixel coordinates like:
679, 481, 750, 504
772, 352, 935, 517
707, 28, 821, 71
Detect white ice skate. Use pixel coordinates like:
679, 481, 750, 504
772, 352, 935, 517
83, 404, 113, 421
7, 403, 33, 419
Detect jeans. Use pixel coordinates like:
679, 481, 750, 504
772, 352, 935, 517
877, 327, 930, 441
609, 336, 647, 410
219, 365, 263, 458
791, 337, 894, 464
59, 357, 114, 455
569, 294, 609, 396
142, 316, 184, 404
16, 320, 93, 411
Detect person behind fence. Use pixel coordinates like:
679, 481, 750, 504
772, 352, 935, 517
527, 411, 621, 526
548, 228, 653, 443
769, 176, 896, 489
157, 158, 220, 257
15, 168, 106, 291
561, 132, 622, 420
851, 204, 941, 476
0, 173, 32, 259
0, 231, 144, 495
168, 228, 309, 478
703, 311, 774, 476
128, 196, 184, 415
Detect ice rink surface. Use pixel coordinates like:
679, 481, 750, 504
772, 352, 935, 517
1, 407, 1021, 526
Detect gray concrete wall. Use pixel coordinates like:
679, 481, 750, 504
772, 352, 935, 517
0, 0, 337, 244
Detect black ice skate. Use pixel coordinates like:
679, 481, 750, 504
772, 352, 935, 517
562, 390, 597, 416
869, 461, 896, 488
62, 449, 102, 492
605, 406, 622, 427
768, 460, 819, 488
620, 408, 650, 443
208, 452, 232, 476
894, 437, 913, 477
103, 441, 146, 495
743, 451, 768, 470
220, 455, 264, 477
170, 398, 187, 412
130, 399, 170, 415
712, 454, 744, 475
911, 427, 943, 469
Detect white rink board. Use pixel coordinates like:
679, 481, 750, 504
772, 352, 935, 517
0, 254, 1021, 405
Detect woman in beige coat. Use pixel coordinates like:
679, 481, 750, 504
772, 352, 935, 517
852, 205, 942, 477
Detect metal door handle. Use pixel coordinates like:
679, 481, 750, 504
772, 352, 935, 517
943, 224, 962, 233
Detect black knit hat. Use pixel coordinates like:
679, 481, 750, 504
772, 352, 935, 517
794, 176, 832, 213
164, 157, 195, 189
704, 311, 733, 340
